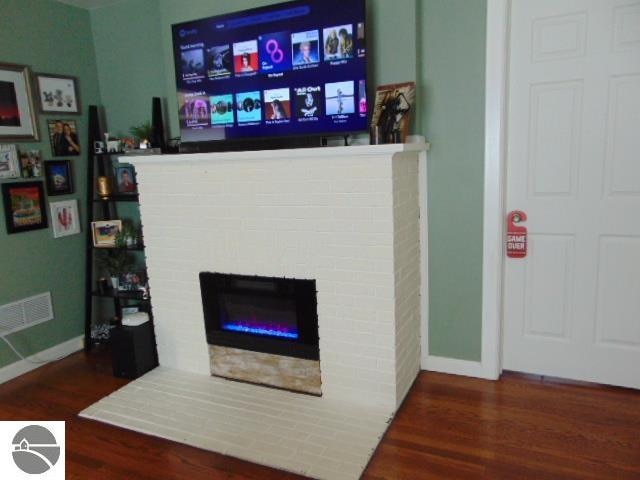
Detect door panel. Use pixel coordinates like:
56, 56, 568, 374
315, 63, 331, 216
503, 0, 640, 388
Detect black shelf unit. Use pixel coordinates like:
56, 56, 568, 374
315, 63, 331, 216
83, 105, 157, 366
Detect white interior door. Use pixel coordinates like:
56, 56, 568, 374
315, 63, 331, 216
503, 0, 640, 388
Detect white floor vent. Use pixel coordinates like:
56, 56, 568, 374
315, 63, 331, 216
0, 292, 54, 335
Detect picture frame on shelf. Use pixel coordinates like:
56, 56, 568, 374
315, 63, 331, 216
91, 219, 122, 248
0, 144, 20, 179
114, 165, 137, 194
117, 270, 147, 292
44, 159, 74, 195
35, 73, 80, 114
19, 149, 43, 178
50, 199, 81, 238
1, 181, 48, 234
370, 81, 415, 143
47, 119, 81, 156
0, 62, 39, 141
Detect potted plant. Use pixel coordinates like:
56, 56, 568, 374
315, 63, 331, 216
97, 249, 133, 290
117, 220, 139, 248
129, 122, 153, 149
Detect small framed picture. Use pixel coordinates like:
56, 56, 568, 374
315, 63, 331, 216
0, 144, 20, 179
118, 270, 147, 292
19, 149, 43, 178
47, 119, 81, 156
49, 199, 80, 238
0, 62, 39, 141
44, 160, 74, 195
1, 181, 48, 234
115, 166, 137, 194
35, 73, 80, 114
91, 220, 122, 248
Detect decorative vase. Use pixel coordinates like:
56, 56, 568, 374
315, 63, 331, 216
110, 275, 119, 290
97, 176, 112, 198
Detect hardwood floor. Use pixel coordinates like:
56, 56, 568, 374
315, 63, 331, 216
1, 352, 638, 479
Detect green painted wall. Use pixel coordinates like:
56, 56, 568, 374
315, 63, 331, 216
419, 0, 487, 361
0, 0, 101, 368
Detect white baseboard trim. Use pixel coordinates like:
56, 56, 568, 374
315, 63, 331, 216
0, 335, 84, 385
422, 355, 498, 380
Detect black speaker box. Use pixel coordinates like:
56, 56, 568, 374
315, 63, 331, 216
111, 322, 158, 379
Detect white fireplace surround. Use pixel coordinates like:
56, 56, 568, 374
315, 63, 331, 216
81, 144, 429, 479
130, 143, 427, 410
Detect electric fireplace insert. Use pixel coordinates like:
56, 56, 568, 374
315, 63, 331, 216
199, 272, 319, 360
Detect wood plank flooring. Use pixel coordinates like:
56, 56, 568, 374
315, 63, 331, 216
0, 352, 638, 479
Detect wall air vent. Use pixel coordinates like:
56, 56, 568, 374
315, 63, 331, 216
0, 292, 54, 335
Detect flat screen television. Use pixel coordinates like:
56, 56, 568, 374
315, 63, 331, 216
171, 0, 367, 150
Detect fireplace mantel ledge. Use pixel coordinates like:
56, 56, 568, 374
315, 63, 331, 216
124, 142, 430, 165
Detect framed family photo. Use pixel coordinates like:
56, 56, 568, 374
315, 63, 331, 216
0, 63, 39, 141
35, 73, 80, 114
115, 166, 137, 194
91, 220, 122, 248
1, 181, 48, 234
48, 119, 81, 156
19, 149, 43, 178
50, 199, 81, 238
0, 143, 20, 179
44, 159, 74, 196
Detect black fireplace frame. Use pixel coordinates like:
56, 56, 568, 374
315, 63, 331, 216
199, 272, 320, 360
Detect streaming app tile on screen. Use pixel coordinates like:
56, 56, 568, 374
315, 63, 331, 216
291, 30, 320, 67
179, 92, 210, 128
294, 86, 322, 121
180, 48, 205, 80
325, 81, 355, 115
210, 94, 235, 125
236, 91, 262, 123
264, 88, 291, 121
206, 44, 232, 79
322, 25, 354, 62
233, 40, 259, 75
259, 31, 292, 73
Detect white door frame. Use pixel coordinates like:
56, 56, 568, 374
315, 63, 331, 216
480, 0, 510, 380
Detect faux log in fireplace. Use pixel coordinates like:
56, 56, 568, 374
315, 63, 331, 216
199, 272, 320, 360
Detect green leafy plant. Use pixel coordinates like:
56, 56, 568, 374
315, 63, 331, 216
96, 249, 133, 276
129, 121, 153, 142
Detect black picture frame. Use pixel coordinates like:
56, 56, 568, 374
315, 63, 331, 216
44, 159, 74, 196
1, 181, 48, 234
114, 166, 137, 194
47, 119, 81, 157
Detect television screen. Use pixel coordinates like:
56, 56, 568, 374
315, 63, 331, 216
172, 0, 367, 145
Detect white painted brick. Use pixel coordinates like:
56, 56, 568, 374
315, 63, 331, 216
131, 150, 422, 415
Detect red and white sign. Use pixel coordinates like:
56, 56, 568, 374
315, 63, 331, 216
506, 210, 527, 258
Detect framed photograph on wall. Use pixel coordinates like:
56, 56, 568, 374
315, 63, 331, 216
114, 166, 137, 194
1, 181, 48, 234
44, 159, 74, 196
35, 73, 80, 114
0, 143, 20, 179
47, 119, 81, 156
19, 149, 43, 178
91, 220, 122, 248
0, 63, 39, 141
50, 199, 81, 238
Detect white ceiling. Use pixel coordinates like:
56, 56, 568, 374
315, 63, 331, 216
55, 0, 124, 9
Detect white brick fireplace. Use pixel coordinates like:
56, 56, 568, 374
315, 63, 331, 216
82, 143, 428, 479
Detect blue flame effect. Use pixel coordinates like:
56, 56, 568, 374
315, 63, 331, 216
222, 323, 299, 339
